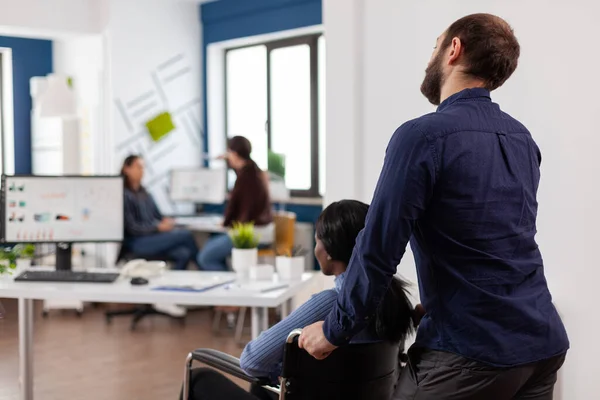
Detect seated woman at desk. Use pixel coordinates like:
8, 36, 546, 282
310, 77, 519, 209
197, 136, 273, 271
182, 200, 416, 400
121, 155, 198, 271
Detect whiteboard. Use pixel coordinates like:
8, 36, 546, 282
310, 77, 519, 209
170, 169, 226, 204
2, 176, 124, 243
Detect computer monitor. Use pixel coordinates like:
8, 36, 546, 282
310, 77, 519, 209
170, 168, 226, 204
1, 175, 124, 270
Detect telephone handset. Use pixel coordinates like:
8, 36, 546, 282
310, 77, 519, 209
120, 259, 166, 278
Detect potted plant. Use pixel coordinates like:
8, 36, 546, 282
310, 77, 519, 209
0, 244, 35, 277
276, 246, 307, 281
0, 248, 16, 278
229, 222, 259, 280
16, 244, 35, 270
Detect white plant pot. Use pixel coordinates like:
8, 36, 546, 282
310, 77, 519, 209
231, 248, 258, 280
16, 258, 32, 270
276, 256, 305, 281
0, 260, 12, 281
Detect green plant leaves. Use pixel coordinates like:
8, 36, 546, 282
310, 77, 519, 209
228, 222, 259, 249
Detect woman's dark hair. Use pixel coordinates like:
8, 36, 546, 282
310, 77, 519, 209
121, 154, 142, 191
228, 136, 252, 160
375, 277, 415, 344
316, 200, 415, 343
316, 200, 369, 265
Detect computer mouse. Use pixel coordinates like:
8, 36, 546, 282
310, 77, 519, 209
130, 277, 149, 286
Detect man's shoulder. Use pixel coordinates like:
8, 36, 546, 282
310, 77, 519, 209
401, 106, 531, 140
394, 111, 450, 136
388, 112, 442, 147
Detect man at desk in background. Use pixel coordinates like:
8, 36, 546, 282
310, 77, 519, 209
299, 14, 568, 399
121, 155, 199, 271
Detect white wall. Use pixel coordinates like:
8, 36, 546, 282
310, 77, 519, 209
324, 0, 599, 398
0, 0, 107, 38
108, 0, 203, 214
53, 35, 105, 175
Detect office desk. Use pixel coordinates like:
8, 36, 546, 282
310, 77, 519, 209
0, 270, 318, 400
174, 214, 225, 233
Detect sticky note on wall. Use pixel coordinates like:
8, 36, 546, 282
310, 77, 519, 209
146, 112, 175, 142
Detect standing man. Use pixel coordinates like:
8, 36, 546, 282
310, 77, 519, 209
299, 14, 569, 399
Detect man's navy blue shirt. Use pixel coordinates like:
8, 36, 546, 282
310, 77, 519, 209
324, 88, 569, 366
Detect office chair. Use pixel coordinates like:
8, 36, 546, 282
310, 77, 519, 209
104, 244, 186, 331
257, 211, 297, 258
183, 329, 402, 400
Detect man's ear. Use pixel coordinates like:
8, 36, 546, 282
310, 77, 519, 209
447, 37, 463, 65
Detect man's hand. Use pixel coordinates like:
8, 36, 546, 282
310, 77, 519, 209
298, 321, 338, 360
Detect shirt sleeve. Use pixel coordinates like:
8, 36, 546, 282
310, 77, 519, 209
240, 290, 338, 384
124, 192, 159, 236
150, 195, 163, 220
323, 121, 437, 346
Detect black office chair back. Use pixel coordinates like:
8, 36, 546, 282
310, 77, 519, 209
116, 243, 172, 264
280, 330, 401, 400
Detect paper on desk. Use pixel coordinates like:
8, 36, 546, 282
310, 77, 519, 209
152, 278, 235, 293
225, 281, 289, 294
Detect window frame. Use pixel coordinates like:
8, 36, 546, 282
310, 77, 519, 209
224, 33, 322, 198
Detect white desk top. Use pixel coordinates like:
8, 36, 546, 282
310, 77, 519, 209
0, 270, 318, 308
174, 215, 225, 233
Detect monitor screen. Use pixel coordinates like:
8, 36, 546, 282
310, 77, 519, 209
2, 176, 124, 243
170, 168, 226, 204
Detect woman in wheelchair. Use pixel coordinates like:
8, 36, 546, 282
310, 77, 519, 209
182, 200, 416, 400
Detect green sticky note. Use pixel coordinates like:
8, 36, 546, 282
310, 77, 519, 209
146, 112, 175, 142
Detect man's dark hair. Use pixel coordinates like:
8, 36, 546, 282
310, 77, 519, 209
441, 13, 520, 91
316, 200, 369, 265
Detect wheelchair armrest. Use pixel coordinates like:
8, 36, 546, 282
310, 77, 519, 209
190, 349, 270, 386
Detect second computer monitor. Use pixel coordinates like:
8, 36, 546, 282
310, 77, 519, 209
1, 175, 124, 243
170, 168, 226, 204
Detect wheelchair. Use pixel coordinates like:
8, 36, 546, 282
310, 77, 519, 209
183, 329, 403, 400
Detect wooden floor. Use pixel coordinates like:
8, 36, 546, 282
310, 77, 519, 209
0, 299, 247, 400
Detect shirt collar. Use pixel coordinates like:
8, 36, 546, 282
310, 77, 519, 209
437, 87, 491, 112
334, 272, 346, 292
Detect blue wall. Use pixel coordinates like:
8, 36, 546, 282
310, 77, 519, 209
0, 36, 53, 174
199, 0, 323, 225
200, 0, 322, 160
203, 202, 322, 225
201, 0, 322, 44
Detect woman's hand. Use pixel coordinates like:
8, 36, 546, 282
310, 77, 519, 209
157, 218, 175, 232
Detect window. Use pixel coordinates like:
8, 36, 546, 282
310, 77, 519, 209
225, 34, 324, 197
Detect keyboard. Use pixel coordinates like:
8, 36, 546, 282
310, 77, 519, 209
14, 270, 120, 284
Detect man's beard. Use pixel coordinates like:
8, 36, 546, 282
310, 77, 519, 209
420, 52, 445, 106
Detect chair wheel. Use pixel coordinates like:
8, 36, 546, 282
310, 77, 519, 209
42, 311, 49, 318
